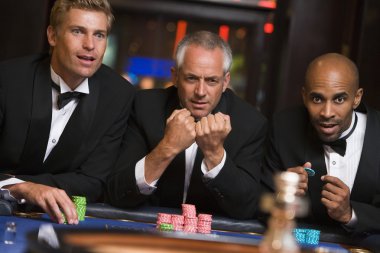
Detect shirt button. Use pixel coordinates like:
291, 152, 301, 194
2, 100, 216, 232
52, 139, 56, 143
332, 161, 336, 165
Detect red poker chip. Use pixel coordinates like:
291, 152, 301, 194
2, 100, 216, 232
198, 213, 212, 221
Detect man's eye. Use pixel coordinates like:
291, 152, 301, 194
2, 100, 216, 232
335, 97, 345, 104
72, 29, 81, 34
186, 77, 197, 82
312, 97, 321, 103
95, 33, 106, 39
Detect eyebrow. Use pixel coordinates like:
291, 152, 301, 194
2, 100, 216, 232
332, 92, 349, 98
69, 25, 107, 34
309, 91, 348, 98
183, 73, 222, 79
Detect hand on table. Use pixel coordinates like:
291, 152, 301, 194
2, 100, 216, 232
287, 162, 310, 196
6, 182, 78, 224
195, 112, 231, 170
321, 175, 352, 224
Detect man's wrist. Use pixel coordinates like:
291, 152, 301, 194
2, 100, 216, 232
203, 147, 224, 170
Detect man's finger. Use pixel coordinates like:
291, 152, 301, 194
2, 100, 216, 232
168, 108, 188, 122
321, 175, 346, 188
45, 196, 66, 224
57, 192, 78, 224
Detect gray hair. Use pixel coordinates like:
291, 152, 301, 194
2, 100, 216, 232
50, 0, 114, 32
174, 31, 232, 74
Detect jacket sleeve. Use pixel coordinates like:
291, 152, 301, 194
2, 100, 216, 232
203, 117, 268, 219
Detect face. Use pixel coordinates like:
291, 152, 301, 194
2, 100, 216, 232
172, 45, 230, 120
47, 8, 108, 88
302, 66, 363, 142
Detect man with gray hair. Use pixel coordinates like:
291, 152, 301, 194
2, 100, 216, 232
107, 31, 267, 219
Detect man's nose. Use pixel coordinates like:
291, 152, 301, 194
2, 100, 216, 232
195, 80, 206, 96
320, 101, 335, 119
83, 35, 95, 50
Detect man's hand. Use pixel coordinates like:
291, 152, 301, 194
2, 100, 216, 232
162, 109, 196, 154
287, 162, 310, 196
195, 112, 231, 170
145, 109, 196, 183
321, 175, 352, 224
6, 182, 78, 224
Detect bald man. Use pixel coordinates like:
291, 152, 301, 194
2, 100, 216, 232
262, 53, 380, 234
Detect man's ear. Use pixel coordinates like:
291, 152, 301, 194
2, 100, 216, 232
47, 26, 57, 47
353, 88, 364, 109
222, 72, 230, 92
171, 67, 178, 87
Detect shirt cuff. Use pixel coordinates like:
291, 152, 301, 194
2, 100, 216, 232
201, 150, 226, 179
0, 178, 26, 204
344, 208, 358, 228
135, 156, 157, 195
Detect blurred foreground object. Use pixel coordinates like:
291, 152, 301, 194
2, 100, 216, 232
260, 172, 303, 253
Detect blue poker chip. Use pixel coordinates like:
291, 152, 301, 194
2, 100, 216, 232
304, 167, 315, 177
293, 228, 320, 245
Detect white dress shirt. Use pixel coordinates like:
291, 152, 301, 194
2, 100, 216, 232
0, 67, 89, 202
135, 142, 226, 203
323, 111, 367, 227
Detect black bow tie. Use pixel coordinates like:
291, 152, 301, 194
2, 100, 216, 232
52, 83, 84, 109
323, 113, 358, 156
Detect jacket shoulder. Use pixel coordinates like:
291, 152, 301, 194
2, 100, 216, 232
224, 89, 267, 126
0, 54, 48, 70
95, 64, 135, 92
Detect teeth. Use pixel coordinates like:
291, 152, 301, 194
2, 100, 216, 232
79, 56, 94, 60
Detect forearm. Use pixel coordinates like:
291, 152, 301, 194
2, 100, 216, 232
17, 172, 103, 202
144, 139, 178, 183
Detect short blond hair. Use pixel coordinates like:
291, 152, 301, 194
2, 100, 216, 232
50, 0, 114, 32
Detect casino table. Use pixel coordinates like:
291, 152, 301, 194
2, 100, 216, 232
0, 201, 377, 253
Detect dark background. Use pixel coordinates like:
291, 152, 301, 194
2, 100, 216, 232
0, 0, 379, 118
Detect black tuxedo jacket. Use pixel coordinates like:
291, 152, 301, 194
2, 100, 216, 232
0, 54, 135, 202
262, 104, 380, 233
107, 86, 267, 219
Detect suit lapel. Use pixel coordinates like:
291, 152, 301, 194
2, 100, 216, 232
351, 106, 378, 202
304, 123, 331, 222
18, 58, 52, 174
43, 76, 99, 171
186, 148, 204, 204
186, 92, 227, 207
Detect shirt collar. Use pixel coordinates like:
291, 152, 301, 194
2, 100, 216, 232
340, 111, 356, 139
50, 67, 90, 94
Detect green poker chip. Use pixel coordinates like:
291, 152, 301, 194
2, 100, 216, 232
71, 196, 86, 204
71, 196, 86, 221
159, 223, 174, 231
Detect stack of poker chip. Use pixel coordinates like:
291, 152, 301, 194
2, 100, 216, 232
197, 213, 212, 234
293, 228, 320, 245
156, 213, 172, 230
182, 204, 196, 217
183, 216, 198, 233
182, 204, 198, 233
155, 204, 213, 234
71, 196, 86, 221
171, 214, 185, 231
